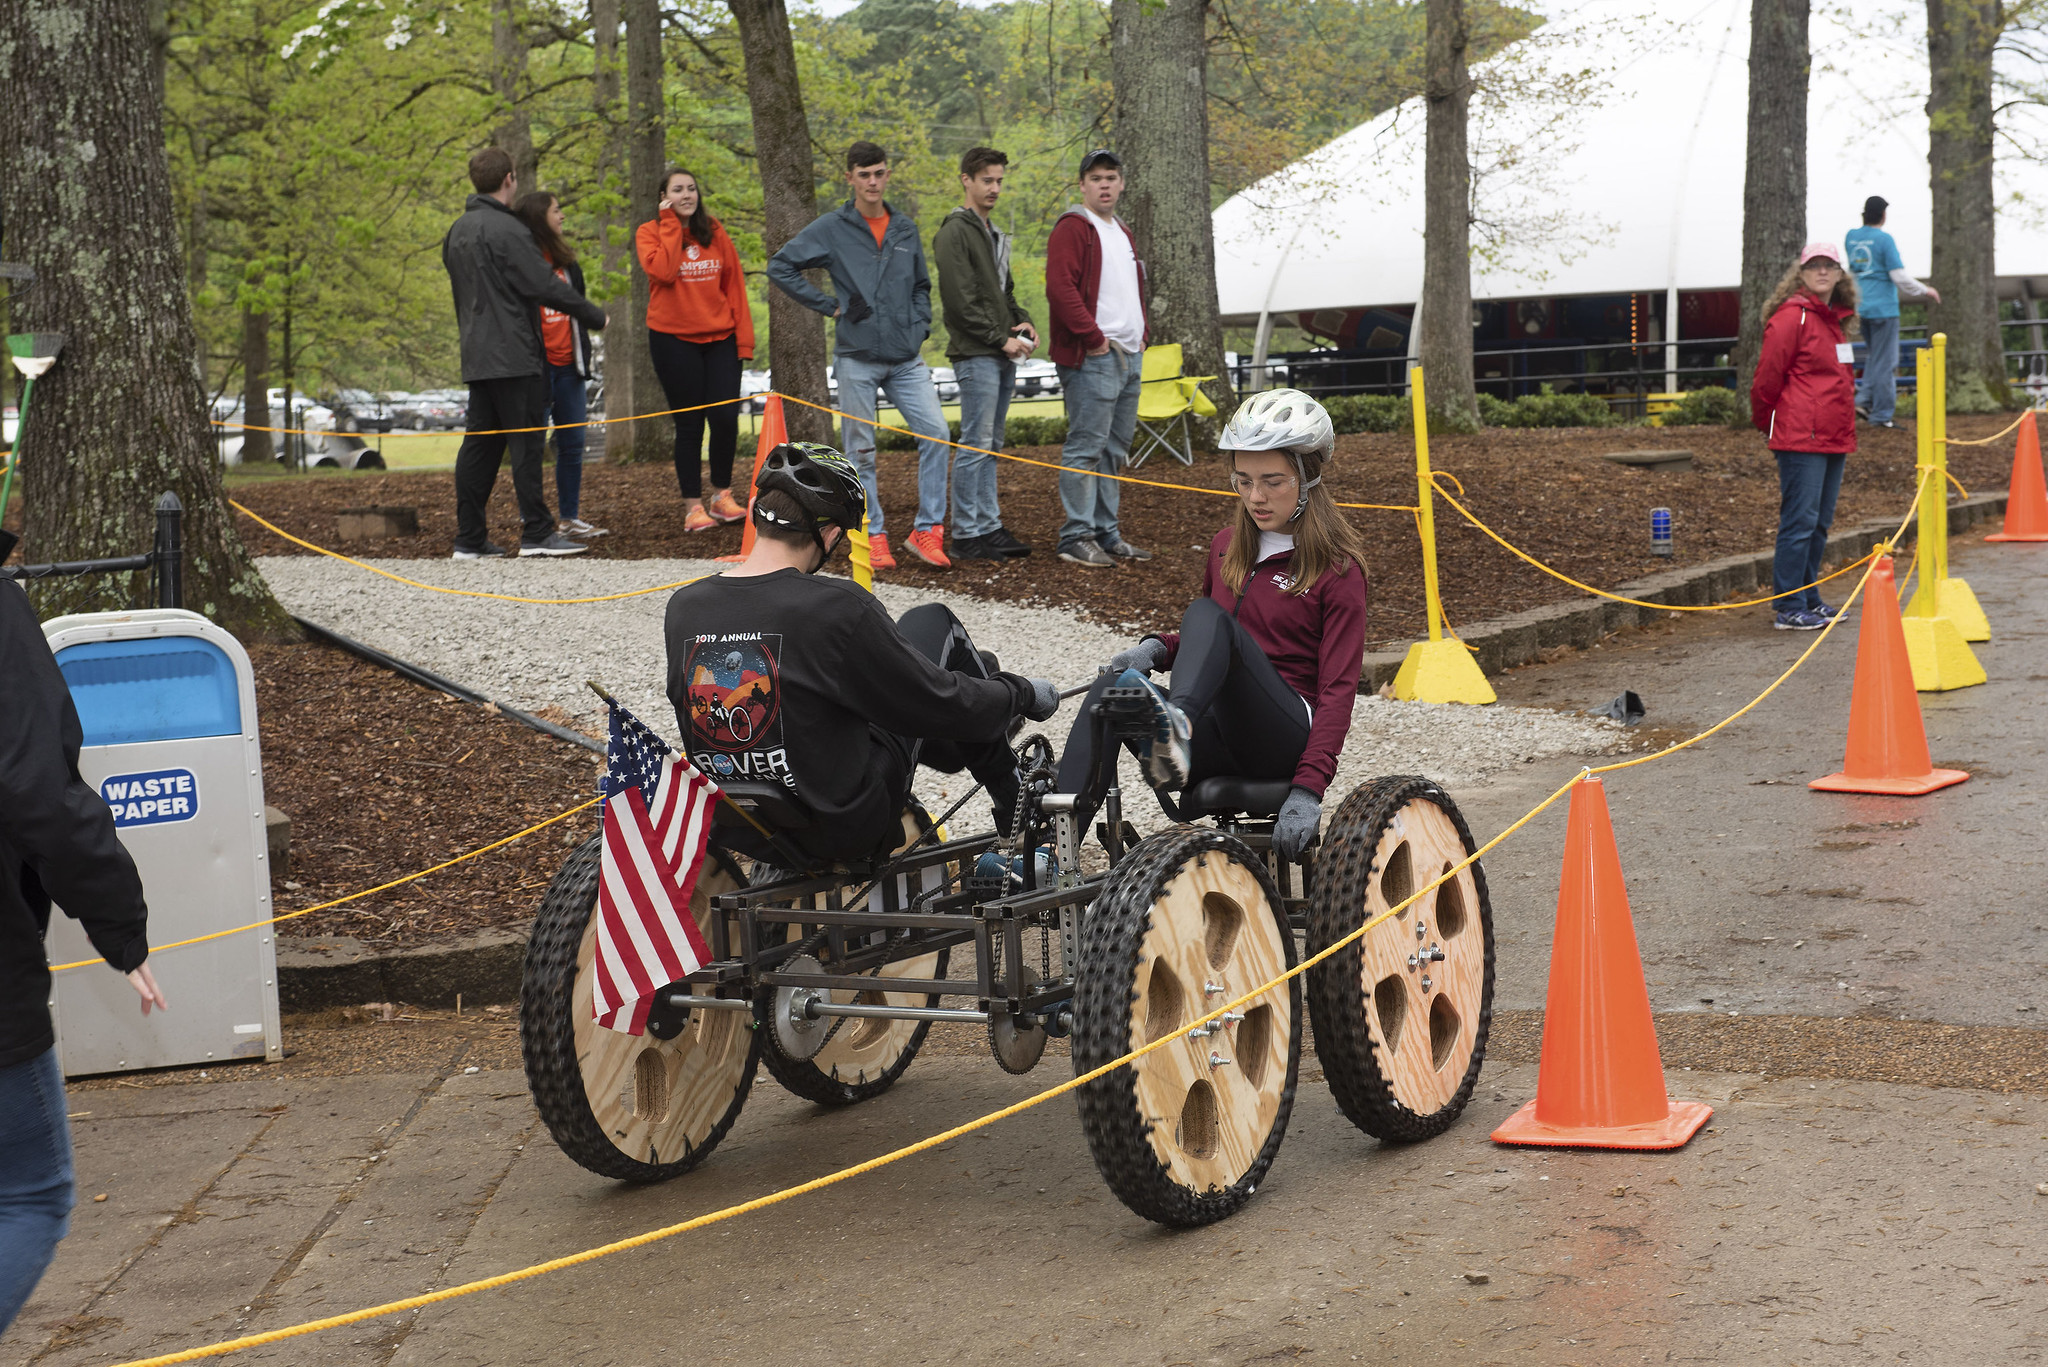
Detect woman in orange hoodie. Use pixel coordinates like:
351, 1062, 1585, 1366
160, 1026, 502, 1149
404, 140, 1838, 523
636, 167, 756, 532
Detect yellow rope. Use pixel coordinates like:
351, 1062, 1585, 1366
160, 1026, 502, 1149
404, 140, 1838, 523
1938, 412, 2027, 446
50, 799, 602, 973
1915, 462, 1972, 499
231, 502, 706, 605
1429, 474, 1880, 611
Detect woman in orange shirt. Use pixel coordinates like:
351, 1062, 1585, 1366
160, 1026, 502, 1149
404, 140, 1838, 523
636, 167, 757, 533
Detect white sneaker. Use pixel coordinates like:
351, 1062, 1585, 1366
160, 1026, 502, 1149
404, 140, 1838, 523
561, 518, 609, 538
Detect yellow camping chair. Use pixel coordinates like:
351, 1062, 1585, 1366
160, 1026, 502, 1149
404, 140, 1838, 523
1129, 344, 1218, 468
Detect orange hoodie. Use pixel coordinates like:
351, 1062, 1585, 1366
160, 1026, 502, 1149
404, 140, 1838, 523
636, 211, 755, 358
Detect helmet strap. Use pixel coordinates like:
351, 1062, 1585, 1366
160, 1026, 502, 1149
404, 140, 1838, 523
1291, 452, 1322, 522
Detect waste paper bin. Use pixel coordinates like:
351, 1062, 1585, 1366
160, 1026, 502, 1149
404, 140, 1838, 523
41, 608, 281, 1075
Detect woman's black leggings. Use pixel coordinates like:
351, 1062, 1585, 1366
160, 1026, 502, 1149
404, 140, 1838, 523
647, 329, 741, 498
1056, 596, 1312, 809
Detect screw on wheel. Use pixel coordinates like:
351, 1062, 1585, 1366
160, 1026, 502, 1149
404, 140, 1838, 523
1306, 775, 1494, 1143
1073, 828, 1301, 1227
521, 836, 757, 1182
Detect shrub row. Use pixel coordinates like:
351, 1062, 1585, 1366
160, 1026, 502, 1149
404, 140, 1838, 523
873, 413, 1070, 451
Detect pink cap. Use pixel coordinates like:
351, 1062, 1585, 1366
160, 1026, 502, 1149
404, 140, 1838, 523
1800, 242, 1845, 266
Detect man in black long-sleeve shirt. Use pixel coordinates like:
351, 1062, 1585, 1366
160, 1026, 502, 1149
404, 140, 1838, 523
0, 581, 163, 1333
664, 443, 1058, 865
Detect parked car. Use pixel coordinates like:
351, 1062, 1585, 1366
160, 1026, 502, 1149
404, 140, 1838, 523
215, 396, 384, 469
930, 366, 960, 403
741, 368, 772, 415
411, 389, 468, 429
1014, 358, 1060, 398
330, 388, 396, 433
3, 404, 15, 447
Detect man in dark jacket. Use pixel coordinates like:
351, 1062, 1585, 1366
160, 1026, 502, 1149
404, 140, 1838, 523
766, 141, 956, 571
1044, 148, 1151, 568
935, 146, 1037, 563
442, 147, 606, 559
0, 581, 163, 1333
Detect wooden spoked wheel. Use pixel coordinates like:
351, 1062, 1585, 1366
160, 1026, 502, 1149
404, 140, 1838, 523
1306, 775, 1494, 1143
522, 836, 758, 1182
754, 809, 951, 1106
1074, 827, 1300, 1227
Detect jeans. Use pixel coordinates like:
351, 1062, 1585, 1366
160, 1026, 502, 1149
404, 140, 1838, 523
1057, 597, 1312, 825
543, 362, 588, 520
1773, 451, 1848, 611
836, 354, 952, 535
1857, 314, 1901, 424
455, 374, 553, 547
0, 1048, 73, 1336
951, 355, 1015, 539
648, 331, 742, 500
1055, 348, 1142, 551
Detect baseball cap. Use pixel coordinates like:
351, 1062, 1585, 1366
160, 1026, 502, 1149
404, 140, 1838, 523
1863, 194, 1889, 218
1078, 147, 1122, 178
1799, 241, 1845, 267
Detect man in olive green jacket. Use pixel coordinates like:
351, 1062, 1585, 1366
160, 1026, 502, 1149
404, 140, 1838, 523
935, 147, 1038, 561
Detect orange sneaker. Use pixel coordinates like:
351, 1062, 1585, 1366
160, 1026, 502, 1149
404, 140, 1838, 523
683, 503, 717, 533
905, 527, 951, 569
708, 489, 747, 523
867, 532, 897, 570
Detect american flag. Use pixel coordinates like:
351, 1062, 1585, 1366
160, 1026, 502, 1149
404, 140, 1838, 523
590, 696, 719, 1034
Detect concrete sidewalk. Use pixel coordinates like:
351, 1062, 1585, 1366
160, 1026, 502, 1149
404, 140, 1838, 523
6, 1056, 2044, 1367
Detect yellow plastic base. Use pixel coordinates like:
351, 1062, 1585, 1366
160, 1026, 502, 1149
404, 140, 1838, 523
845, 528, 873, 591
1934, 577, 1990, 642
1899, 614, 1986, 691
1393, 637, 1497, 704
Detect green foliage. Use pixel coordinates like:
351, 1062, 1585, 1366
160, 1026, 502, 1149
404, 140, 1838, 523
1895, 392, 1918, 418
1323, 393, 1409, 433
1948, 372, 2008, 413
1659, 385, 1742, 427
1479, 384, 1618, 428
872, 413, 1068, 450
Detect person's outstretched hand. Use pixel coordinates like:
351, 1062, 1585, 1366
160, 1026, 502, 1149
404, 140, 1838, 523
1108, 638, 1167, 675
1273, 787, 1322, 863
1024, 678, 1061, 721
127, 963, 167, 1015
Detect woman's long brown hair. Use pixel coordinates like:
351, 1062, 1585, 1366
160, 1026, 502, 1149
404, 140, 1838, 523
661, 166, 718, 248
513, 191, 577, 268
1218, 448, 1369, 597
1761, 257, 1860, 337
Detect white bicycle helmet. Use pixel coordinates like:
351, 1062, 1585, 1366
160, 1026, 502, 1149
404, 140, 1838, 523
1218, 388, 1335, 519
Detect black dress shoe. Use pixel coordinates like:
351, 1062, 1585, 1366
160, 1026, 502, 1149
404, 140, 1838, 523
986, 527, 1033, 558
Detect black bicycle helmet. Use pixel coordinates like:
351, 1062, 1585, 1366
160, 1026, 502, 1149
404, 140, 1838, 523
751, 442, 868, 562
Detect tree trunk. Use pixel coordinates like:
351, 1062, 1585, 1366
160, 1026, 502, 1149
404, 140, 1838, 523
240, 307, 274, 466
1926, 0, 2009, 409
1736, 0, 1808, 410
492, 0, 537, 194
590, 0, 634, 456
616, 0, 672, 461
1419, 0, 1477, 430
1109, 0, 1235, 427
0, 0, 292, 635
729, 0, 831, 444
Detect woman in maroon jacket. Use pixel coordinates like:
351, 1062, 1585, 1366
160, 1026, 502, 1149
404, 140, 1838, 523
1751, 243, 1860, 630
1052, 390, 1369, 862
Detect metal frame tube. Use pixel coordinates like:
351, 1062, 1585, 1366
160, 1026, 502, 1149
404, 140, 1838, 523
806, 1002, 989, 1024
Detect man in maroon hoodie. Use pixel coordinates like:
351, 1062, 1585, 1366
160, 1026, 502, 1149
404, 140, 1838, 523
1045, 149, 1151, 568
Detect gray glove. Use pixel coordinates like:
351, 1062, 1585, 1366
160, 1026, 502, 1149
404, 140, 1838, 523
1023, 678, 1061, 722
1108, 637, 1168, 675
1273, 787, 1322, 862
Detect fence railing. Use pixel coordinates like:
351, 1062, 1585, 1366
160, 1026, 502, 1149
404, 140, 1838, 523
0, 492, 185, 608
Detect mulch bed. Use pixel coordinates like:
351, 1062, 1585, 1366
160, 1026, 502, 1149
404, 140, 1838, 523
229, 414, 2023, 648
251, 642, 597, 948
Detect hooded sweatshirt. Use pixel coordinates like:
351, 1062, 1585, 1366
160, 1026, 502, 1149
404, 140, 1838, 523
636, 211, 756, 358
1750, 290, 1858, 455
1044, 205, 1148, 368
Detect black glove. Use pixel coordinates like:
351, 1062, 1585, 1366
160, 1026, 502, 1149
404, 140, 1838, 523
1273, 787, 1322, 862
1108, 637, 1168, 675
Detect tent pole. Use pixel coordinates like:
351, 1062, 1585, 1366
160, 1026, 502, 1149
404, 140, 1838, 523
1405, 297, 1423, 397
1251, 311, 1274, 390
1664, 284, 1680, 392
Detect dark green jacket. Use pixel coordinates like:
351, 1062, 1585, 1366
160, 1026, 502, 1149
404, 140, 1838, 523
934, 206, 1031, 363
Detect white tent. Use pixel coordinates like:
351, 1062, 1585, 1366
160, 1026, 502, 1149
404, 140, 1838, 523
1213, 0, 2048, 370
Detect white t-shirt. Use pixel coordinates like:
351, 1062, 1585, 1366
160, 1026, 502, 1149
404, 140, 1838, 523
1257, 530, 1295, 562
1089, 211, 1145, 354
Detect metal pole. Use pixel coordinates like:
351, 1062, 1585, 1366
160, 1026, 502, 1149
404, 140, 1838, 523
0, 373, 31, 525
1909, 346, 1939, 619
154, 491, 184, 610
1930, 333, 1949, 589
1409, 367, 1444, 643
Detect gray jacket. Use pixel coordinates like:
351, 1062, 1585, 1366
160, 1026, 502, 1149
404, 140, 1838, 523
442, 194, 606, 383
766, 199, 930, 364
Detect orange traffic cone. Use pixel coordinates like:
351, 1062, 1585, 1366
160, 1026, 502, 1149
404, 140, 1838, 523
1810, 556, 1971, 795
1986, 409, 2048, 542
1492, 776, 1713, 1150
716, 394, 787, 563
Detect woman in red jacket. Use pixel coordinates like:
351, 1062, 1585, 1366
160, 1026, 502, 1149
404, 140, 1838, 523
636, 167, 756, 533
1051, 390, 1369, 863
1750, 242, 1860, 630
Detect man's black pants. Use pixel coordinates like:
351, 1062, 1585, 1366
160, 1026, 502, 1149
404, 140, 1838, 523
872, 602, 1022, 833
455, 375, 554, 549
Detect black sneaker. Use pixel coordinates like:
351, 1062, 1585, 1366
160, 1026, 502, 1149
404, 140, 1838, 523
1100, 536, 1152, 562
451, 541, 507, 560
952, 532, 1008, 561
1855, 404, 1872, 421
987, 527, 1033, 559
519, 531, 590, 557
1058, 539, 1117, 568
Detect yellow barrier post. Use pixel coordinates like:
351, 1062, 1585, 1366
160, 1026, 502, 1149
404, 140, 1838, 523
1393, 368, 1496, 704
845, 527, 874, 591
1900, 337, 1986, 690
1927, 332, 1991, 640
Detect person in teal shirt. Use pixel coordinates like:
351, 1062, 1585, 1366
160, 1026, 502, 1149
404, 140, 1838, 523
1845, 195, 1940, 428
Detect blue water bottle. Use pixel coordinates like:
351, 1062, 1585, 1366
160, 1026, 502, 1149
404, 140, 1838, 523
1650, 507, 1673, 557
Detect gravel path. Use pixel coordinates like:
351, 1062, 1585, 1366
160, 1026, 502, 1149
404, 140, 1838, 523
259, 555, 1622, 834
